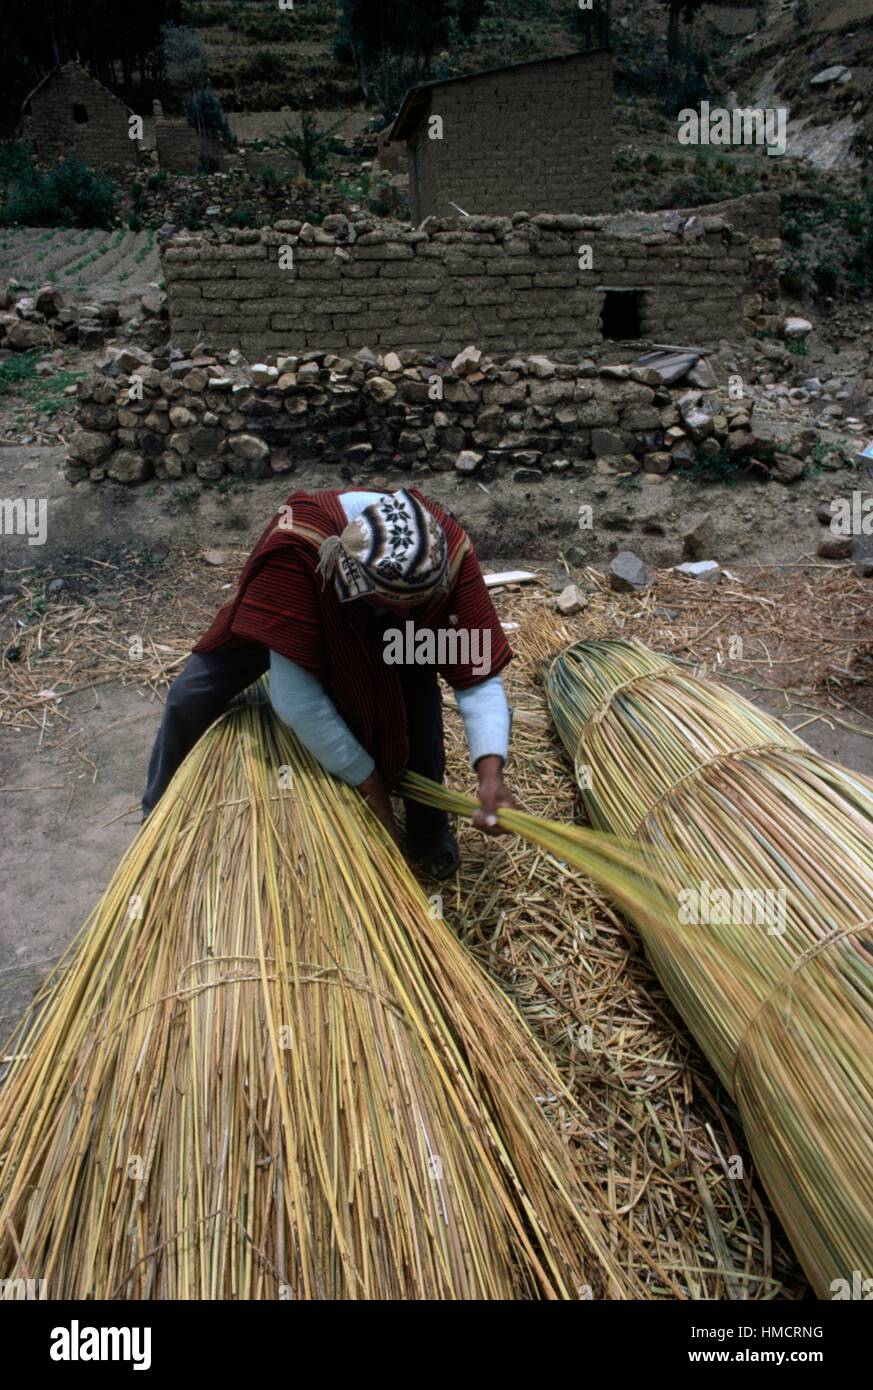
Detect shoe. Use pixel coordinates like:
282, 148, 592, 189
407, 828, 460, 881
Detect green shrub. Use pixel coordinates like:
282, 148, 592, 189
244, 49, 285, 83
240, 11, 290, 41
0, 350, 39, 395
813, 260, 838, 295
279, 111, 347, 181
780, 262, 807, 296
178, 199, 205, 230
782, 219, 803, 248
0, 152, 117, 228
257, 163, 281, 190
128, 214, 143, 232
226, 206, 258, 228
186, 86, 237, 146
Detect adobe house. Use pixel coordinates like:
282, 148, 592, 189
389, 51, 613, 222
21, 61, 139, 173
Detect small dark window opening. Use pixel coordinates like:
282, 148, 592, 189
601, 289, 643, 340
72, 103, 88, 124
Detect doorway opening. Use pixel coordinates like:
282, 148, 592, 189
601, 289, 644, 340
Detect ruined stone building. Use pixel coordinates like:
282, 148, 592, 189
21, 62, 138, 172
389, 51, 613, 222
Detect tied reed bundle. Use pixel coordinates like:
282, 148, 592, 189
542, 638, 873, 1297
0, 688, 642, 1301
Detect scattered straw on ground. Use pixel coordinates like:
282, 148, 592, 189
3, 553, 872, 1297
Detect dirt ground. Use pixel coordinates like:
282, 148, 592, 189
1, 433, 869, 568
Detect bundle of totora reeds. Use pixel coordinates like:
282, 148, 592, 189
541, 638, 873, 1297
0, 686, 652, 1301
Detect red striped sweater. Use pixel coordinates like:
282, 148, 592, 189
193, 488, 512, 784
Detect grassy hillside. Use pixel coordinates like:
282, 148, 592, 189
178, 1, 872, 142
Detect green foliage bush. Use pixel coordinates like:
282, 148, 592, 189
244, 49, 286, 83
779, 188, 873, 300
226, 206, 258, 228
257, 163, 282, 190
813, 260, 839, 295
0, 149, 117, 228
186, 87, 237, 146
178, 199, 205, 230
280, 112, 346, 181
780, 262, 807, 297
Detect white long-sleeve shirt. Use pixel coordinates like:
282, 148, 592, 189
268, 492, 510, 785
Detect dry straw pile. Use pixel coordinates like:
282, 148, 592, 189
1, 688, 651, 1301
543, 638, 873, 1297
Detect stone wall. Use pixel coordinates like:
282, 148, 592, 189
22, 62, 138, 173
400, 52, 613, 220
154, 119, 201, 174
154, 118, 226, 173
162, 194, 780, 359
66, 341, 779, 487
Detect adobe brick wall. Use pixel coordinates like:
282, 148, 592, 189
155, 120, 201, 174
402, 52, 613, 220
22, 62, 138, 173
155, 119, 226, 173
162, 194, 781, 359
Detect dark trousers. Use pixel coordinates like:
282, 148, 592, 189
141, 646, 448, 844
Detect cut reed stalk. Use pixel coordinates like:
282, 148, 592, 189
0, 688, 646, 1300
540, 638, 873, 1296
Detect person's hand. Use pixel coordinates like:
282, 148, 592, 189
358, 768, 399, 842
472, 755, 517, 835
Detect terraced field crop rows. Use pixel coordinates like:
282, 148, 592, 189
0, 227, 161, 307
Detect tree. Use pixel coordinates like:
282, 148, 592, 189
335, 0, 487, 114
0, 0, 181, 135
161, 25, 235, 151
573, 0, 612, 50
662, 0, 707, 62
161, 22, 208, 94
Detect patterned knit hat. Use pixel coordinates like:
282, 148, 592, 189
317, 490, 449, 604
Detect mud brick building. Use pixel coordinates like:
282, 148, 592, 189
389, 52, 613, 222
162, 194, 781, 359
21, 62, 139, 173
